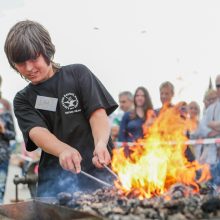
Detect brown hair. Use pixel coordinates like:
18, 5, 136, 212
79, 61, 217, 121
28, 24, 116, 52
4, 20, 60, 72
130, 86, 153, 120
159, 81, 174, 95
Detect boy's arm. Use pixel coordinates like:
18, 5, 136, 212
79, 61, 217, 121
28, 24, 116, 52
29, 127, 82, 173
89, 108, 111, 168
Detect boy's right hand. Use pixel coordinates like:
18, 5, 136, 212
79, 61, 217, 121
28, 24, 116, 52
58, 147, 82, 173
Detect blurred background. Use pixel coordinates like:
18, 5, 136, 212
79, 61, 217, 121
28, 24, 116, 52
0, 0, 220, 141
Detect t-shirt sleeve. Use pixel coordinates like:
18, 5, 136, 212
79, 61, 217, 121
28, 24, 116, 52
13, 92, 48, 151
75, 64, 118, 119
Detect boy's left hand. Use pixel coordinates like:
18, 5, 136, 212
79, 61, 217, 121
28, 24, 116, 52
92, 144, 111, 168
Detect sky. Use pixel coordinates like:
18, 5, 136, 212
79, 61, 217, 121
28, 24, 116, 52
0, 0, 220, 140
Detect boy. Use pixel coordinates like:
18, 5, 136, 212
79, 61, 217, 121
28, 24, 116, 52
4, 20, 118, 196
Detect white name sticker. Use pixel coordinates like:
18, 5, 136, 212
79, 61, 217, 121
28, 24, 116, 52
35, 96, 58, 112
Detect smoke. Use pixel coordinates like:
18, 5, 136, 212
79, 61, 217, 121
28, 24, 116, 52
36, 167, 114, 197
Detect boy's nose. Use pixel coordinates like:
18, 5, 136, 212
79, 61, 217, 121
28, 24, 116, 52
25, 61, 34, 71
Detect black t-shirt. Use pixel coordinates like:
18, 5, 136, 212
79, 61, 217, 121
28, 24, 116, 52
14, 64, 118, 187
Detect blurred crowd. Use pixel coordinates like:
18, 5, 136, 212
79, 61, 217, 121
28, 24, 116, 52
109, 75, 220, 187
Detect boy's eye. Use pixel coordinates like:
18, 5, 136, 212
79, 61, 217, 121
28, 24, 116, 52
33, 54, 40, 60
31, 56, 39, 61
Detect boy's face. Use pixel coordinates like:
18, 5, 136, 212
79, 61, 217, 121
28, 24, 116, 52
14, 54, 54, 85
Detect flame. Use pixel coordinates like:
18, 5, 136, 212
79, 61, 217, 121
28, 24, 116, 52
112, 102, 211, 199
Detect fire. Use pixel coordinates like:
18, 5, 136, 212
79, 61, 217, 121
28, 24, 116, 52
112, 102, 211, 199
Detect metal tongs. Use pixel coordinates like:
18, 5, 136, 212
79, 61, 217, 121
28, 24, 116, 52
103, 164, 119, 179
80, 163, 119, 188
80, 170, 112, 187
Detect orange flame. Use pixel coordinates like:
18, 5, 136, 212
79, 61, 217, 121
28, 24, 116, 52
112, 102, 211, 199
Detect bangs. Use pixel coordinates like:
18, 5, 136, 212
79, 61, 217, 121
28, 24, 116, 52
11, 35, 40, 63
5, 20, 56, 70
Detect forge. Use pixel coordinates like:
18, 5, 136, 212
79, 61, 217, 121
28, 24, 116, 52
0, 184, 219, 220
0, 103, 218, 219
53, 185, 220, 220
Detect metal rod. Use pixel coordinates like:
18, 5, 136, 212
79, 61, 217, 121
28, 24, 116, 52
80, 171, 112, 187
103, 164, 119, 179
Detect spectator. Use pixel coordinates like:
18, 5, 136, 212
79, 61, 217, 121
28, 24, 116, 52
0, 76, 12, 113
0, 75, 16, 153
118, 91, 133, 112
187, 101, 200, 133
186, 101, 200, 161
110, 91, 133, 142
0, 103, 16, 203
143, 81, 175, 135
118, 86, 153, 142
192, 75, 220, 165
203, 89, 217, 113
191, 90, 217, 162
154, 81, 174, 117
111, 125, 120, 142
110, 91, 133, 125
176, 101, 195, 162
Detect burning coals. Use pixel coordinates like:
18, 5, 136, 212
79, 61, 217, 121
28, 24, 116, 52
53, 102, 220, 219
56, 184, 220, 220
54, 103, 220, 219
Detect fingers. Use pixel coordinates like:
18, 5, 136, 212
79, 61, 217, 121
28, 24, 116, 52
72, 154, 81, 173
59, 148, 82, 173
92, 155, 103, 168
97, 152, 105, 165
103, 150, 111, 165
93, 149, 111, 168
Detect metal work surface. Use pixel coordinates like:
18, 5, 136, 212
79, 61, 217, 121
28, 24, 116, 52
0, 200, 102, 220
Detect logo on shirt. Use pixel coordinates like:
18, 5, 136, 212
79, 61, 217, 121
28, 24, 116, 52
61, 93, 79, 110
